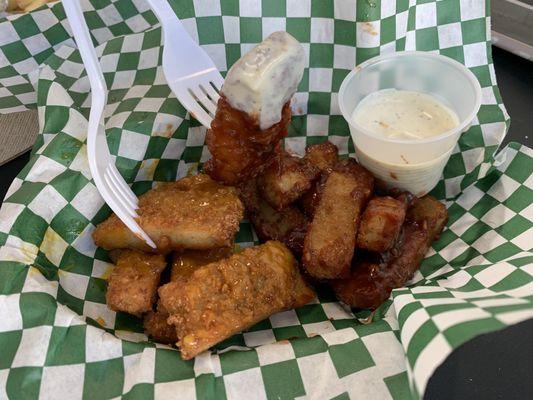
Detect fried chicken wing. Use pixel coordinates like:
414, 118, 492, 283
332, 195, 448, 309
143, 303, 177, 344
106, 250, 167, 316
258, 152, 319, 210
143, 247, 233, 343
357, 196, 408, 252
159, 241, 315, 360
93, 174, 244, 253
170, 247, 234, 281
205, 32, 305, 185
299, 141, 339, 217
239, 180, 308, 255
204, 97, 291, 184
304, 141, 339, 173
303, 159, 374, 279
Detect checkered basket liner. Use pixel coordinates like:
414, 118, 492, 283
0, 1, 532, 399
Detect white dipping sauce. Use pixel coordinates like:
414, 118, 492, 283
352, 89, 459, 140
221, 31, 305, 130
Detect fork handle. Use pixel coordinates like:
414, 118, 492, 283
146, 0, 202, 55
62, 0, 107, 111
147, 0, 189, 35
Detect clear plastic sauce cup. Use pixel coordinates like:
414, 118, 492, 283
339, 51, 482, 196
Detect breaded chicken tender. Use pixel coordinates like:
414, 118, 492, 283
159, 241, 315, 360
144, 247, 233, 343
106, 250, 167, 316
303, 159, 374, 279
239, 180, 308, 255
357, 196, 408, 252
332, 195, 448, 309
258, 152, 319, 210
93, 174, 244, 253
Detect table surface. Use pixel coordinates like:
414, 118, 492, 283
0, 46, 532, 399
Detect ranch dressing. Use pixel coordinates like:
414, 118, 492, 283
221, 31, 305, 130
352, 89, 459, 140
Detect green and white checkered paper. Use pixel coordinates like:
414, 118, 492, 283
0, 1, 532, 399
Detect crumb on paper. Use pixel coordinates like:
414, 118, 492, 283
400, 155, 409, 164
362, 22, 378, 36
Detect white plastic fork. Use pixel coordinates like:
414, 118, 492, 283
63, 0, 156, 249
146, 0, 224, 128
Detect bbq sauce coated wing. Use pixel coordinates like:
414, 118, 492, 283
357, 196, 408, 252
239, 179, 308, 256
332, 195, 448, 309
303, 159, 374, 279
143, 247, 233, 344
93, 174, 244, 253
304, 141, 339, 173
106, 250, 167, 316
258, 152, 319, 210
299, 141, 339, 217
205, 96, 291, 185
159, 241, 315, 360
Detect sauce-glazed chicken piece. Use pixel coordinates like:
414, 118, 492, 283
205, 31, 305, 184
303, 159, 374, 279
92, 174, 243, 253
143, 247, 233, 344
331, 195, 448, 309
159, 241, 315, 359
258, 151, 319, 210
299, 141, 339, 217
239, 179, 308, 256
106, 250, 167, 316
356, 195, 409, 252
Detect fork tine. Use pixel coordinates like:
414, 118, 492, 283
202, 82, 220, 104
211, 74, 224, 92
104, 170, 139, 218
108, 165, 138, 207
191, 86, 217, 115
100, 181, 156, 249
177, 88, 213, 127
106, 173, 138, 214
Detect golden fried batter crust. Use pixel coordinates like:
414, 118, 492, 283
106, 250, 167, 316
258, 152, 319, 210
93, 174, 244, 253
159, 241, 315, 360
303, 159, 374, 279
143, 303, 177, 344
144, 247, 234, 343
170, 247, 234, 281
